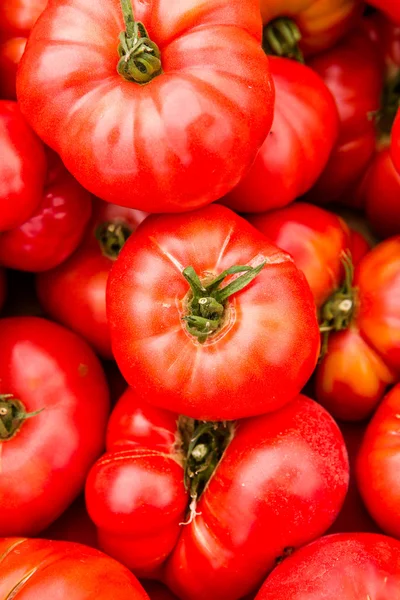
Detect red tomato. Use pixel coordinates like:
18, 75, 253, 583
107, 204, 320, 421
0, 100, 47, 231
0, 268, 6, 311
16, 0, 274, 213
86, 389, 349, 599
36, 199, 146, 357
0, 37, 26, 100
261, 0, 362, 57
247, 202, 349, 308
368, 1, 400, 26
255, 533, 400, 599
0, 538, 149, 598
223, 57, 338, 213
41, 494, 98, 549
306, 29, 382, 205
0, 316, 110, 536
357, 383, 400, 538
141, 581, 179, 600
0, 0, 47, 38
392, 110, 400, 173
0, 150, 92, 272
348, 227, 371, 265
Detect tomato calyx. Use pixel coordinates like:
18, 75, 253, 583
117, 0, 162, 84
0, 394, 43, 441
319, 252, 357, 358
182, 262, 266, 343
179, 417, 234, 524
95, 221, 133, 260
263, 18, 304, 63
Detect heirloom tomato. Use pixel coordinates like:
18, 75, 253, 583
37, 199, 147, 358
0, 100, 46, 231
17, 0, 274, 213
255, 533, 400, 600
0, 316, 110, 536
0, 149, 92, 272
357, 383, 400, 539
0, 538, 149, 599
86, 389, 349, 600
107, 204, 320, 421
223, 57, 338, 213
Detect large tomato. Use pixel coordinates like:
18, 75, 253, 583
0, 316, 110, 536
107, 204, 320, 421
357, 383, 400, 539
0, 149, 92, 272
36, 199, 146, 358
16, 0, 274, 213
223, 57, 338, 213
255, 533, 400, 599
0, 538, 149, 598
86, 388, 349, 600
0, 100, 47, 231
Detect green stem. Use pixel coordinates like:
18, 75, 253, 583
0, 395, 44, 441
95, 221, 132, 260
263, 17, 304, 63
117, 0, 162, 84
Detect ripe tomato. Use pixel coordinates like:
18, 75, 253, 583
255, 533, 400, 599
0, 149, 92, 272
0, 100, 47, 231
357, 383, 400, 538
392, 110, 400, 173
86, 389, 349, 600
0, 0, 47, 38
223, 57, 338, 213
0, 268, 6, 311
107, 204, 320, 421
261, 0, 362, 58
17, 0, 274, 213
247, 203, 349, 308
0, 538, 149, 598
0, 316, 110, 536
36, 199, 146, 358
348, 227, 370, 265
0, 37, 26, 99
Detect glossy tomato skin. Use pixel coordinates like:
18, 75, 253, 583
0, 151, 92, 272
86, 390, 349, 600
17, 0, 274, 213
0, 316, 110, 536
255, 533, 400, 599
261, 0, 362, 56
36, 200, 146, 357
223, 57, 338, 213
0, 100, 47, 231
0, 538, 149, 599
357, 384, 400, 538
247, 203, 349, 308
107, 204, 320, 421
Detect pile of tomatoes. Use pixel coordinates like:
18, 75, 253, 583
2, 0, 400, 598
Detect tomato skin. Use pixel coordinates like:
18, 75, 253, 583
0, 538, 149, 599
36, 200, 146, 357
17, 0, 274, 213
0, 316, 110, 536
86, 390, 348, 600
0, 100, 47, 231
255, 533, 400, 600
261, 0, 362, 56
348, 228, 370, 265
0, 0, 47, 39
223, 57, 338, 213
247, 203, 349, 308
0, 37, 26, 100
107, 204, 320, 421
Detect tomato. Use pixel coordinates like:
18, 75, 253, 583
107, 204, 320, 421
0, 0, 47, 39
0, 268, 6, 312
0, 538, 149, 598
0, 149, 92, 272
255, 533, 400, 599
141, 581, 179, 600
261, 0, 362, 58
223, 57, 338, 213
86, 389, 349, 599
36, 199, 146, 358
17, 0, 274, 213
348, 227, 371, 265
392, 110, 400, 173
41, 494, 98, 549
0, 316, 110, 536
368, 1, 400, 26
0, 37, 26, 100
306, 28, 382, 205
247, 203, 349, 308
0, 100, 47, 231
357, 383, 400, 538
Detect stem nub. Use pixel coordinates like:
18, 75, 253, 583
0, 395, 43, 441
117, 0, 162, 83
96, 221, 132, 260
263, 17, 304, 63
182, 262, 266, 343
